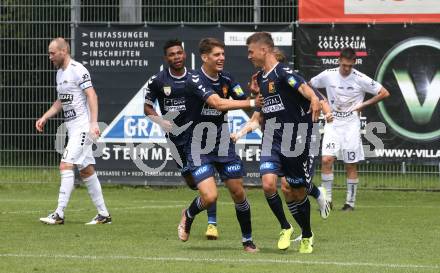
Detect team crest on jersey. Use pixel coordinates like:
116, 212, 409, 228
233, 85, 244, 96
268, 81, 275, 93
288, 76, 297, 88
222, 85, 228, 97
163, 86, 171, 96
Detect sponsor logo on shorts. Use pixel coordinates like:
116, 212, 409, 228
194, 165, 209, 176
260, 162, 275, 171
226, 164, 241, 172
286, 177, 304, 185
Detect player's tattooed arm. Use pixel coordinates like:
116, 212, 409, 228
35, 99, 63, 132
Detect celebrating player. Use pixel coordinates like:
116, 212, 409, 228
246, 32, 320, 253
177, 38, 262, 252
144, 39, 220, 240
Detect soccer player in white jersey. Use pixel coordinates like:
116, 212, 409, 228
36, 37, 111, 225
309, 47, 390, 211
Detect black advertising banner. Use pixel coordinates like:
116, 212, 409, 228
74, 24, 293, 185
296, 24, 440, 162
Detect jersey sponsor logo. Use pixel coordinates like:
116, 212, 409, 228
201, 103, 222, 116
59, 93, 74, 105
164, 97, 186, 112
268, 81, 275, 93
232, 85, 244, 96
163, 86, 171, 96
63, 109, 77, 120
333, 111, 353, 118
262, 94, 285, 113
287, 76, 297, 88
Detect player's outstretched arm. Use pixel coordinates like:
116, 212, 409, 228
35, 99, 62, 132
297, 83, 321, 122
231, 111, 262, 143
85, 87, 100, 138
205, 93, 263, 112
353, 87, 390, 112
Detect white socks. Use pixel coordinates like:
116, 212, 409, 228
83, 173, 109, 217
346, 178, 359, 207
321, 173, 334, 202
55, 170, 75, 219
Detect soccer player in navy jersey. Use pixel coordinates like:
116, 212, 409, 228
144, 39, 221, 239
177, 38, 262, 252
246, 32, 321, 253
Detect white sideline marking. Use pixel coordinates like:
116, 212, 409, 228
0, 205, 185, 215
0, 253, 438, 270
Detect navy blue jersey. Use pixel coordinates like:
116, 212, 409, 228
144, 67, 193, 145
257, 63, 313, 146
184, 68, 247, 158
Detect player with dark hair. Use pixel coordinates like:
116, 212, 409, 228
246, 32, 321, 253
177, 37, 262, 252
310, 47, 390, 211
144, 39, 220, 239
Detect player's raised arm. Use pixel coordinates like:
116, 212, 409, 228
35, 99, 62, 132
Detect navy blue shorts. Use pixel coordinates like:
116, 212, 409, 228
260, 148, 314, 189
173, 144, 191, 177
189, 157, 245, 185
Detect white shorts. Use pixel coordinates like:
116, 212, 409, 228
61, 128, 95, 170
321, 116, 364, 163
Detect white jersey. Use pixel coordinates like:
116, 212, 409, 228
56, 59, 93, 130
310, 68, 382, 120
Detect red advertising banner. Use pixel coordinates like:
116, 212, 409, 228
299, 0, 440, 23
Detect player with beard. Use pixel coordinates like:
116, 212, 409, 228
37, 37, 111, 225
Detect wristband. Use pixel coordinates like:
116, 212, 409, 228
249, 99, 256, 108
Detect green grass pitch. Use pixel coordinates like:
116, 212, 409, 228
0, 182, 439, 273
